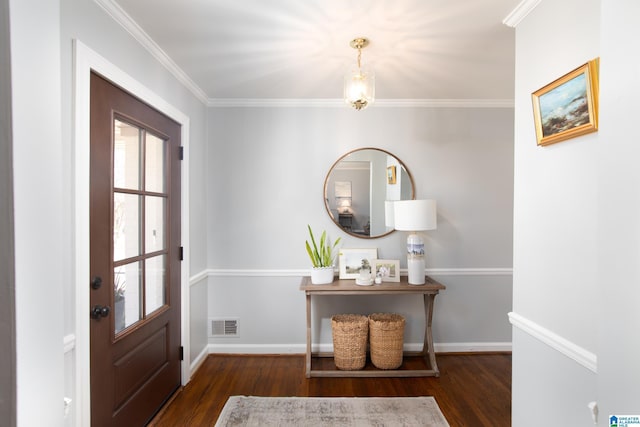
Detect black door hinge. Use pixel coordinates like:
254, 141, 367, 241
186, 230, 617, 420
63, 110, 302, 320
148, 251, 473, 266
178, 146, 184, 160
179, 346, 184, 361
179, 246, 184, 261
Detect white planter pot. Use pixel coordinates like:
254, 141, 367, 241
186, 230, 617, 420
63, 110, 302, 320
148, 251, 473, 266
310, 266, 335, 285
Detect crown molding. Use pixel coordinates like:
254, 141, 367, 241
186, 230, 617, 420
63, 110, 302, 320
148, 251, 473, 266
93, 0, 209, 104
503, 0, 542, 28
207, 98, 514, 109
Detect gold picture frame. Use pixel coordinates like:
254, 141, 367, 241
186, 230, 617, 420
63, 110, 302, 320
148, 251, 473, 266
387, 166, 396, 184
532, 58, 599, 146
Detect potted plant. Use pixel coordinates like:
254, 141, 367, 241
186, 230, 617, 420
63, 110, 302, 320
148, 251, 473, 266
305, 225, 341, 284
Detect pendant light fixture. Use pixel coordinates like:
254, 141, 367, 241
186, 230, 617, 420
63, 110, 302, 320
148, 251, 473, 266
344, 37, 375, 110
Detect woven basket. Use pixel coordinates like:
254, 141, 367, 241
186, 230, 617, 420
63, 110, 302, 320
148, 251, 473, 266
331, 314, 368, 370
369, 313, 406, 369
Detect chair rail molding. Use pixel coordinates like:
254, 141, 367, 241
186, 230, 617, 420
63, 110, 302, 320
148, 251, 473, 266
204, 267, 512, 278
63, 334, 76, 354
508, 311, 597, 373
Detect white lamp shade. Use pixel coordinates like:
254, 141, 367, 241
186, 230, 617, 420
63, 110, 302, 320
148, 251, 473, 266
339, 199, 351, 208
393, 200, 437, 231
385, 201, 395, 227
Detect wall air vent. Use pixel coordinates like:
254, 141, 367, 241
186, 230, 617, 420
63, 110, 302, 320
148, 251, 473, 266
209, 318, 239, 337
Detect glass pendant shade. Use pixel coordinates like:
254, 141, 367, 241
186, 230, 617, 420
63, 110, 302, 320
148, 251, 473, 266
344, 67, 375, 110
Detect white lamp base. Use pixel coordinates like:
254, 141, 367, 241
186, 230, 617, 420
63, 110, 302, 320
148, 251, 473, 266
407, 258, 425, 285
406, 233, 426, 285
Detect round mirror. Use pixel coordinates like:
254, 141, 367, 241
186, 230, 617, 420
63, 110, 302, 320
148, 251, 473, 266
324, 148, 415, 238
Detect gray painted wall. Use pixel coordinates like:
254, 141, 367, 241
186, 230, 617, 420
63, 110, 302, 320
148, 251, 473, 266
0, 0, 16, 424
510, 0, 640, 425
597, 0, 640, 420
207, 106, 514, 350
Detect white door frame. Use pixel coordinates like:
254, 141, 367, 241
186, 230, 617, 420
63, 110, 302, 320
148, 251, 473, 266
73, 40, 191, 427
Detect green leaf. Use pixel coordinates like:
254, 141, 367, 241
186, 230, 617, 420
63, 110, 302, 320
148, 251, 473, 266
307, 225, 320, 264
305, 225, 341, 268
305, 241, 318, 267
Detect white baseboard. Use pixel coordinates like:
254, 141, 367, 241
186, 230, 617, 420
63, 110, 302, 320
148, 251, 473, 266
207, 342, 511, 355
189, 344, 210, 378
433, 342, 512, 353
508, 311, 597, 373
209, 344, 306, 354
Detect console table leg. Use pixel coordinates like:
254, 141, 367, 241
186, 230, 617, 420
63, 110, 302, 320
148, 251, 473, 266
305, 293, 312, 378
424, 293, 440, 376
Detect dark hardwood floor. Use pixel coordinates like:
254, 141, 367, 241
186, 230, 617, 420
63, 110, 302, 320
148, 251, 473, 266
150, 353, 511, 426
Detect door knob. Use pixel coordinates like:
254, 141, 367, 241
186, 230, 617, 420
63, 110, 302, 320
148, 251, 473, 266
91, 276, 103, 290
90, 305, 110, 319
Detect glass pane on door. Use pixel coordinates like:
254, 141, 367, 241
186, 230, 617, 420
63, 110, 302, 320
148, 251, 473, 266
145, 255, 166, 315
113, 193, 140, 262
145, 133, 165, 193
145, 195, 165, 253
114, 262, 142, 334
113, 119, 140, 190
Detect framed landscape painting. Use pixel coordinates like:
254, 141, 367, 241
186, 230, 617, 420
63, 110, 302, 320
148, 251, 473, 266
531, 58, 599, 146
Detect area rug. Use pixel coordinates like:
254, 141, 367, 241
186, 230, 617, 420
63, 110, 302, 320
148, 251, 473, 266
214, 396, 450, 427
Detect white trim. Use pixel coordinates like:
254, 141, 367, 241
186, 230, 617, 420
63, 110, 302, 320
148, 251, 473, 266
189, 269, 209, 287
207, 342, 511, 355
63, 334, 76, 354
426, 268, 513, 276
202, 267, 512, 278
207, 98, 514, 109
209, 344, 305, 354
502, 0, 542, 28
433, 342, 512, 353
93, 0, 208, 104
509, 311, 597, 373
189, 344, 210, 377
74, 40, 192, 427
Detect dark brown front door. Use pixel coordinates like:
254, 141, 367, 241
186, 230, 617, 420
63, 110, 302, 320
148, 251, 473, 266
90, 72, 182, 426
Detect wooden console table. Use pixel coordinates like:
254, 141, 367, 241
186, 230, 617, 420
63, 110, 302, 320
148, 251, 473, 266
300, 276, 445, 378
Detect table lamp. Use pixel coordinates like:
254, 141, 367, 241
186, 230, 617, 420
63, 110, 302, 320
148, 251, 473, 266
393, 200, 437, 285
337, 198, 352, 214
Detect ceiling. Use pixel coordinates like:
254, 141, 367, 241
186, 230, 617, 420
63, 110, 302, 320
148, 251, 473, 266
110, 0, 520, 103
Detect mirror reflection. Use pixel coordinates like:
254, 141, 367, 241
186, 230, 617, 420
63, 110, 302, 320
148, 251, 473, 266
324, 148, 414, 238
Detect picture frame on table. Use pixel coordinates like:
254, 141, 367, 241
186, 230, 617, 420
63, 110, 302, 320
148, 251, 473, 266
531, 58, 599, 147
338, 248, 378, 279
371, 259, 401, 283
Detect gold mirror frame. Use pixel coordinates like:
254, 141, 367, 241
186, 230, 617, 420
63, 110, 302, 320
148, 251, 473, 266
323, 148, 415, 239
